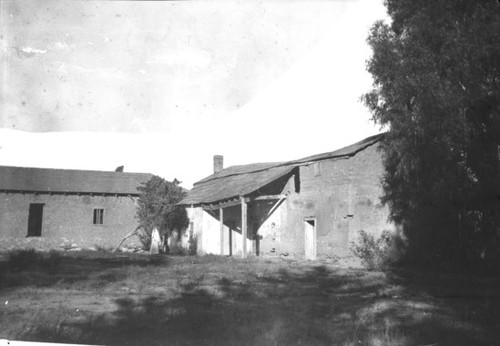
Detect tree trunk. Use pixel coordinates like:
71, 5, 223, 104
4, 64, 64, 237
113, 226, 142, 252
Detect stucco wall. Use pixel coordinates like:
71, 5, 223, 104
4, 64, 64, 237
260, 143, 393, 260
0, 193, 141, 251
188, 205, 257, 256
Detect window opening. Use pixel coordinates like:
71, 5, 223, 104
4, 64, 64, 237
313, 162, 322, 176
93, 208, 104, 225
27, 203, 44, 237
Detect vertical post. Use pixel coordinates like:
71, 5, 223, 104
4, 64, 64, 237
241, 196, 247, 258
191, 204, 196, 251
219, 207, 224, 255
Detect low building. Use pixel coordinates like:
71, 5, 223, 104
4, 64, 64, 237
0, 166, 152, 251
180, 134, 394, 261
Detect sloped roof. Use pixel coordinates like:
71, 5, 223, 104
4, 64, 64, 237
181, 164, 296, 205
180, 133, 384, 205
196, 162, 283, 184
290, 133, 384, 164
0, 166, 153, 195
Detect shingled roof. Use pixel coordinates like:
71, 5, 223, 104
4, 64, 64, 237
180, 133, 384, 206
0, 166, 153, 195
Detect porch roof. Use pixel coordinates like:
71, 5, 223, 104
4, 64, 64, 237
180, 164, 296, 205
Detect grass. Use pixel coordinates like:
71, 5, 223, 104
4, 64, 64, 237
0, 250, 499, 345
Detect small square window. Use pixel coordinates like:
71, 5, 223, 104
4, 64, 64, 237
93, 208, 104, 225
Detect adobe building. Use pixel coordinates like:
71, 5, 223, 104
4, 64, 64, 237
180, 133, 394, 261
0, 166, 153, 251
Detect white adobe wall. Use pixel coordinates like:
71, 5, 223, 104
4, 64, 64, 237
188, 206, 256, 256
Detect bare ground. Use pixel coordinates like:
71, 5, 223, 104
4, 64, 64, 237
0, 251, 499, 345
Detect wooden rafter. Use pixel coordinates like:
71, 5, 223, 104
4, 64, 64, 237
200, 194, 287, 211
201, 198, 244, 211
253, 194, 287, 201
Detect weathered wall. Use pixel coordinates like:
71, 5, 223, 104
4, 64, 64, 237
0, 193, 141, 251
259, 143, 393, 260
188, 205, 257, 256
189, 143, 393, 261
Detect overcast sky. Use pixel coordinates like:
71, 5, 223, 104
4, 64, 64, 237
0, 0, 388, 188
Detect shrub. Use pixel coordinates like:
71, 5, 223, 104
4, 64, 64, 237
168, 244, 188, 256
350, 230, 392, 271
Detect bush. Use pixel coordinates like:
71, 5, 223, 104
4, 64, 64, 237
350, 230, 392, 271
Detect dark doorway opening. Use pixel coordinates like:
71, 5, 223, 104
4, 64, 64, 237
27, 203, 44, 237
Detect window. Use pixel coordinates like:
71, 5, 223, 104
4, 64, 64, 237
313, 162, 322, 176
93, 208, 104, 225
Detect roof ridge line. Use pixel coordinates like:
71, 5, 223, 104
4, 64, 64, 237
0, 165, 152, 175
194, 162, 287, 186
288, 135, 383, 165
194, 134, 383, 186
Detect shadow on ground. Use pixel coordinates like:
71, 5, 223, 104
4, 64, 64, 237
0, 251, 169, 291
19, 262, 500, 346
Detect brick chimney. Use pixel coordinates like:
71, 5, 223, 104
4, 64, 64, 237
213, 155, 224, 173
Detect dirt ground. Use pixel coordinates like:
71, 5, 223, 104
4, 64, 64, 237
0, 251, 499, 346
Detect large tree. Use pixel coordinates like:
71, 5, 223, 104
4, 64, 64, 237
363, 0, 500, 265
135, 176, 189, 250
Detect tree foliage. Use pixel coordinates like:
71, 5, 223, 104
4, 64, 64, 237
135, 176, 189, 248
363, 0, 500, 265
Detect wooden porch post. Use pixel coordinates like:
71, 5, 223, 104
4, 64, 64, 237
219, 207, 224, 255
241, 196, 247, 258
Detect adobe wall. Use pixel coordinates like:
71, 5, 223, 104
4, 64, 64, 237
259, 143, 393, 260
188, 143, 392, 261
0, 193, 141, 251
188, 205, 257, 256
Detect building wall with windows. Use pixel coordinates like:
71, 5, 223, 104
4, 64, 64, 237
0, 193, 141, 251
0, 166, 152, 251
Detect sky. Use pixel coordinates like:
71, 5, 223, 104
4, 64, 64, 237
0, 0, 389, 188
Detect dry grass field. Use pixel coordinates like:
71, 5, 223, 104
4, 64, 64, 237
0, 250, 499, 345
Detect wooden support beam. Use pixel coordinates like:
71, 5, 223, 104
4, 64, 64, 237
252, 194, 287, 201
201, 195, 287, 211
219, 207, 224, 255
201, 197, 248, 211
241, 196, 247, 259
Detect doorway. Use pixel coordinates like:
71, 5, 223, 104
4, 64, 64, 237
304, 217, 316, 260
27, 203, 44, 237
